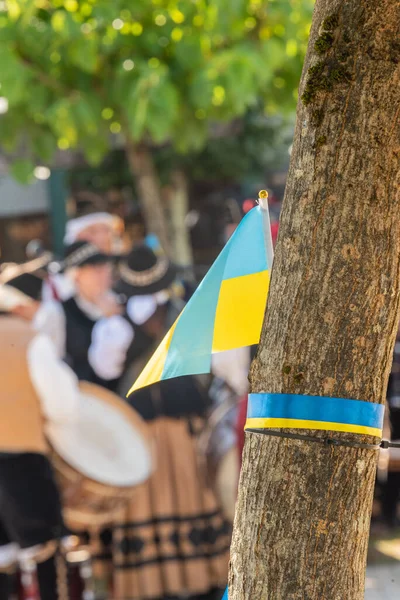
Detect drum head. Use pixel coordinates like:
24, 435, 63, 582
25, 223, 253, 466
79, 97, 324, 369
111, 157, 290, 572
46, 382, 152, 487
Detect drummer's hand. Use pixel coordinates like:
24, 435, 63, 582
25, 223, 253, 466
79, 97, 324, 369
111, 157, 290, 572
11, 301, 40, 321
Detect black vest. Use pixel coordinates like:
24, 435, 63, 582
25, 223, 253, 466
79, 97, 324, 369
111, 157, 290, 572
61, 297, 116, 389
114, 314, 156, 398
118, 303, 212, 419
123, 314, 155, 370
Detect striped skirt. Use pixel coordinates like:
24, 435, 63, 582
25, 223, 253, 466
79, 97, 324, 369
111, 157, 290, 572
112, 416, 230, 600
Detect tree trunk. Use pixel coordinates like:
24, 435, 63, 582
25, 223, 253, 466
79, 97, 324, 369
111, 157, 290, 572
230, 1, 400, 599
125, 140, 171, 255
169, 170, 193, 268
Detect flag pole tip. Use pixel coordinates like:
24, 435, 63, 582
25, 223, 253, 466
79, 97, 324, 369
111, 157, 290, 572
258, 189, 269, 210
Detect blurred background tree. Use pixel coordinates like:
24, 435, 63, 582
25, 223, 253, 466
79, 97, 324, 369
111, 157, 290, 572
0, 0, 313, 260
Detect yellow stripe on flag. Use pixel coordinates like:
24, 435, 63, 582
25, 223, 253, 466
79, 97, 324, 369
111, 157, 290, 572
212, 270, 270, 353
128, 320, 178, 394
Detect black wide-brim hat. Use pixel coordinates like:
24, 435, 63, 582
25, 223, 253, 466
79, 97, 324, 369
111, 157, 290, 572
62, 241, 111, 270
114, 245, 177, 297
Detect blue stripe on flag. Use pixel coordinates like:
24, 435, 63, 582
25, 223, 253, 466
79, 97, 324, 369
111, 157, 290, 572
222, 207, 268, 280
161, 244, 229, 380
247, 393, 384, 429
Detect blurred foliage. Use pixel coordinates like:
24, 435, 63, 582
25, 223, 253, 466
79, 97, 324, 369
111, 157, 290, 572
0, 0, 314, 181
70, 110, 294, 192
160, 110, 294, 183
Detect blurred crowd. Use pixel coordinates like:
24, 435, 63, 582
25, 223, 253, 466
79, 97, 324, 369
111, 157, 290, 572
0, 197, 399, 600
0, 198, 257, 600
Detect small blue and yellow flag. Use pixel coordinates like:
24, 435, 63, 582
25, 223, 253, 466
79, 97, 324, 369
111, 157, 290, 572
129, 205, 271, 394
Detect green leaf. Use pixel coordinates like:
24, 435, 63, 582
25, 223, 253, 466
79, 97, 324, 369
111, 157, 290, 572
27, 85, 51, 115
0, 46, 32, 104
46, 99, 78, 145
71, 94, 101, 135
146, 78, 179, 143
80, 135, 109, 165
50, 10, 79, 39
128, 93, 148, 141
126, 72, 153, 140
0, 0, 314, 161
31, 130, 57, 162
6, 0, 21, 21
51, 10, 66, 33
10, 159, 35, 184
0, 21, 18, 42
1, 75, 29, 104
189, 71, 214, 110
68, 38, 98, 73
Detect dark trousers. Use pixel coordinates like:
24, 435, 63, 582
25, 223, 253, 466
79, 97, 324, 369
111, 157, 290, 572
0, 452, 66, 600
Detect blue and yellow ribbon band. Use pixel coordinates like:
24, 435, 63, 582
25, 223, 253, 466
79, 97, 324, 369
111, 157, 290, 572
245, 393, 384, 437
221, 393, 384, 600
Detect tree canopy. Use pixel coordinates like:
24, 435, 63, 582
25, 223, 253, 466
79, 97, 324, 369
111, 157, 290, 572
0, 0, 313, 181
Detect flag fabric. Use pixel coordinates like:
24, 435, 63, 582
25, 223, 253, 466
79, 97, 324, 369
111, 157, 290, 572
129, 206, 271, 394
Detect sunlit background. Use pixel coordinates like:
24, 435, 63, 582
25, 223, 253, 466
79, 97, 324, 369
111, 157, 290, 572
0, 1, 399, 598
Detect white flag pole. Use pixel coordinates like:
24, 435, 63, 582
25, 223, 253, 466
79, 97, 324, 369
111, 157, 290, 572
257, 190, 275, 270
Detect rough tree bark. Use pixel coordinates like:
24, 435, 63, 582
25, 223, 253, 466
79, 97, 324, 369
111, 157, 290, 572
230, 1, 400, 599
125, 139, 171, 255
169, 170, 193, 267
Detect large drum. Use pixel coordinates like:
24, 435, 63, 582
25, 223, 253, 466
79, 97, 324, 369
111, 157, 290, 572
46, 382, 153, 530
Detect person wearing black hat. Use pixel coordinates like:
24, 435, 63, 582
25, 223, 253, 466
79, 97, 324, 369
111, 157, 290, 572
14, 241, 121, 388
88, 245, 178, 392
58, 241, 122, 384
88, 246, 230, 600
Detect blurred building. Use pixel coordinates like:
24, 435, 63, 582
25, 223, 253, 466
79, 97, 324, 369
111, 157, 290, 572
0, 167, 67, 262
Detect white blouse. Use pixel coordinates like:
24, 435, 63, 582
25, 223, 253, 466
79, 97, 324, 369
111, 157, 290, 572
88, 295, 160, 381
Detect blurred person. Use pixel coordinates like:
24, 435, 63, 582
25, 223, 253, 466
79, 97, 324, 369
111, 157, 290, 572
42, 206, 123, 302
0, 313, 80, 600
381, 323, 400, 527
88, 246, 230, 600
88, 245, 177, 391
49, 242, 120, 382
211, 347, 251, 399
2, 243, 121, 385
65, 190, 121, 255
0, 249, 70, 305
64, 212, 117, 255
14, 242, 121, 387
0, 206, 120, 305
235, 346, 259, 468
122, 210, 147, 253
